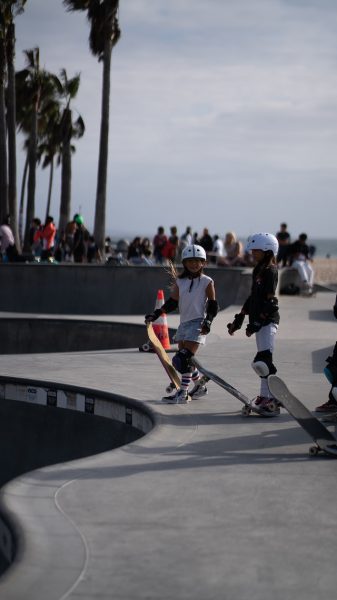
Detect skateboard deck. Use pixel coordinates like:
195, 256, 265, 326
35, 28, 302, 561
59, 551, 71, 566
268, 375, 337, 457
192, 357, 279, 417
147, 323, 181, 391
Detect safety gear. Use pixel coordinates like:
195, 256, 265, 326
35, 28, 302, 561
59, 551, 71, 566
261, 297, 279, 317
227, 313, 245, 334
145, 309, 162, 323
251, 350, 277, 378
245, 233, 279, 256
172, 348, 194, 373
205, 298, 219, 320
144, 297, 178, 323
181, 244, 207, 262
201, 319, 212, 334
246, 321, 263, 336
74, 214, 84, 225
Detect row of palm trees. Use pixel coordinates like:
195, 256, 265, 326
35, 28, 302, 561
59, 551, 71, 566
0, 0, 120, 254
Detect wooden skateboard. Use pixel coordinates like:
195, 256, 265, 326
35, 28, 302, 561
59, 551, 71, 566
192, 357, 280, 417
268, 375, 337, 457
147, 323, 181, 392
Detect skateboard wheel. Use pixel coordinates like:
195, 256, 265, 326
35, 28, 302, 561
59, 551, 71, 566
166, 383, 175, 393
267, 401, 277, 412
140, 342, 151, 352
241, 406, 251, 417
309, 445, 319, 456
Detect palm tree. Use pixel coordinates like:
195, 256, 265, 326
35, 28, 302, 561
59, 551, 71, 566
16, 48, 61, 250
63, 0, 121, 252
5, 1, 27, 250
57, 68, 85, 234
0, 11, 8, 222
0, 1, 26, 241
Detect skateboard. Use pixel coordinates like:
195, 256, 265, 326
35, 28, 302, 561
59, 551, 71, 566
147, 323, 181, 392
192, 357, 280, 417
268, 374, 337, 457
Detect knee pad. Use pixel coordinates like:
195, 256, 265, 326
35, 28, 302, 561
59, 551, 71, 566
252, 350, 277, 378
172, 349, 194, 374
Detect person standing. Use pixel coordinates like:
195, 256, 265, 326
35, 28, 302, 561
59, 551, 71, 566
227, 232, 280, 414
276, 223, 291, 266
153, 226, 168, 264
145, 244, 218, 403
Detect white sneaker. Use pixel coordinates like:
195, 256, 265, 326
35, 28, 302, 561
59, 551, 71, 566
162, 389, 191, 404
190, 382, 208, 399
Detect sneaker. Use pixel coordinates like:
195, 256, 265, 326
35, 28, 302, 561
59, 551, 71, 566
314, 399, 337, 414
253, 396, 266, 406
190, 381, 208, 399
254, 396, 280, 414
162, 389, 191, 404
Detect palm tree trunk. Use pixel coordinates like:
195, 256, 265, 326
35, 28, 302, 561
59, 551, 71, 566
94, 37, 112, 253
0, 36, 8, 223
6, 23, 20, 251
23, 109, 37, 251
59, 109, 72, 234
45, 155, 54, 222
19, 151, 29, 247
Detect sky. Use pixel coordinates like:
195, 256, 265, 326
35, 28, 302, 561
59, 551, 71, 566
14, 0, 337, 241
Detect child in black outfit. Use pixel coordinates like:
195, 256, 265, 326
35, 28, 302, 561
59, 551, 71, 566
227, 232, 280, 414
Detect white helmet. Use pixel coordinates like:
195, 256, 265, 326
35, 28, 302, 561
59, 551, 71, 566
181, 244, 207, 262
245, 233, 279, 256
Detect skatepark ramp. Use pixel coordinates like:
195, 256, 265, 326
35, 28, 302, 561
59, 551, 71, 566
0, 376, 155, 576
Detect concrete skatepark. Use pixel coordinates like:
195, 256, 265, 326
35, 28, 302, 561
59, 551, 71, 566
0, 264, 336, 599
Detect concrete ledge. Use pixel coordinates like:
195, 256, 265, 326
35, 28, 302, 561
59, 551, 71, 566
0, 264, 251, 314
0, 318, 173, 354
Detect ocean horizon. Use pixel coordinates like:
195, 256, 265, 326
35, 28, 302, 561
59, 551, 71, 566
108, 232, 337, 259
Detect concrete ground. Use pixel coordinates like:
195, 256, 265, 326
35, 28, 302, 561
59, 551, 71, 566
0, 291, 337, 599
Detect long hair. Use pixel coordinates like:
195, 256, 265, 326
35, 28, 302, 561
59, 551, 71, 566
165, 259, 205, 291
253, 250, 276, 278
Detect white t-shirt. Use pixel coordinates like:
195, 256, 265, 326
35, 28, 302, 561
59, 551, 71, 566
177, 274, 213, 323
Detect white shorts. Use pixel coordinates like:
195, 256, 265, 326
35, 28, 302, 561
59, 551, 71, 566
174, 318, 206, 345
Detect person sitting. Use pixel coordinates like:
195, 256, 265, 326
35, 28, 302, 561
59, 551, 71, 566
287, 233, 314, 295
218, 232, 244, 266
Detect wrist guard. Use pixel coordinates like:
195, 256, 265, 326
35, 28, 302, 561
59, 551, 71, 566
201, 318, 212, 334
227, 313, 245, 334
246, 321, 262, 335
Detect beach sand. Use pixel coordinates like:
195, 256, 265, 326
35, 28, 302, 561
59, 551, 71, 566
313, 257, 337, 286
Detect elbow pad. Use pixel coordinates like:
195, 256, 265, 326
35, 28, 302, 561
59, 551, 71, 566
161, 297, 179, 314
206, 299, 219, 322
262, 297, 278, 317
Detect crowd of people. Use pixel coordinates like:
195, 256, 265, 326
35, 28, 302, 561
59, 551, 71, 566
0, 216, 316, 290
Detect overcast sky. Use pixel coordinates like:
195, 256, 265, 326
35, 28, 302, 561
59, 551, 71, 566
15, 0, 337, 240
